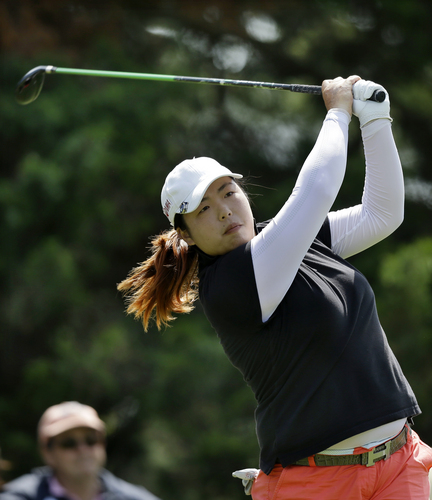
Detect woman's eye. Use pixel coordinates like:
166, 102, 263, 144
199, 206, 209, 214
225, 191, 234, 197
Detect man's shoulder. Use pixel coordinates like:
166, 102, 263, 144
100, 470, 160, 500
0, 467, 50, 500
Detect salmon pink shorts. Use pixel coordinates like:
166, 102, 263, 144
252, 428, 432, 500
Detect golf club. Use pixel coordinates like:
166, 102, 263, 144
15, 65, 386, 105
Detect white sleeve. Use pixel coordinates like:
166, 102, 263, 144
328, 119, 404, 258
251, 109, 351, 323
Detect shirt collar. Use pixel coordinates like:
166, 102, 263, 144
48, 475, 102, 500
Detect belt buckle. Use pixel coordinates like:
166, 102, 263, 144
365, 439, 392, 467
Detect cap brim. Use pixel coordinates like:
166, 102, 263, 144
39, 414, 105, 443
185, 172, 243, 215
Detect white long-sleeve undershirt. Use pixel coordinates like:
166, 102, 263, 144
251, 111, 404, 324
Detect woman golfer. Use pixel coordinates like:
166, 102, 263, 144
118, 76, 432, 499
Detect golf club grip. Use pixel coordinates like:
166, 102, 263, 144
369, 89, 386, 102
289, 85, 386, 102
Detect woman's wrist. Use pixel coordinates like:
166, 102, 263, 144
326, 108, 352, 123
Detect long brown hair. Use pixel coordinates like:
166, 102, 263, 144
117, 226, 199, 331
118, 177, 251, 331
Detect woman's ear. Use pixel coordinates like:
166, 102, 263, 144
177, 228, 195, 247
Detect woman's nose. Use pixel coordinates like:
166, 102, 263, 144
219, 206, 232, 220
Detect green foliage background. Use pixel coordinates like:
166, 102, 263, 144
1, 1, 432, 499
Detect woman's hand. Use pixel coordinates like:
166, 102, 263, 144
352, 80, 391, 128
322, 75, 361, 115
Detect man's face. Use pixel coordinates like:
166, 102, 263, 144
42, 427, 106, 480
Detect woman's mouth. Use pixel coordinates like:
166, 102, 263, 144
224, 223, 241, 235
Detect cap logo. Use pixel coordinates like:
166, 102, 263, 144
179, 201, 189, 214
163, 199, 171, 218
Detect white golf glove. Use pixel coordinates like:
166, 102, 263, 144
232, 468, 259, 495
352, 79, 392, 128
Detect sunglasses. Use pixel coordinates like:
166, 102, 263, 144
53, 435, 103, 450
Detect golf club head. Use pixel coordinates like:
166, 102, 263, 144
15, 66, 48, 105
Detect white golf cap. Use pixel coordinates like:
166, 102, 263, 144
161, 157, 242, 226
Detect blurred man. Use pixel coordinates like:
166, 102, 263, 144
0, 402, 160, 500
0, 448, 12, 488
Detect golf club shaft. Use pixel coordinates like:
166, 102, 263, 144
49, 66, 322, 94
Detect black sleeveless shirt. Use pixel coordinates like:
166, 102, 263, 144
198, 218, 420, 474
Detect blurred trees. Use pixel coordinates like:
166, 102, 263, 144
1, 1, 432, 499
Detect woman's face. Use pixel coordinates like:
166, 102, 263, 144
179, 176, 255, 256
